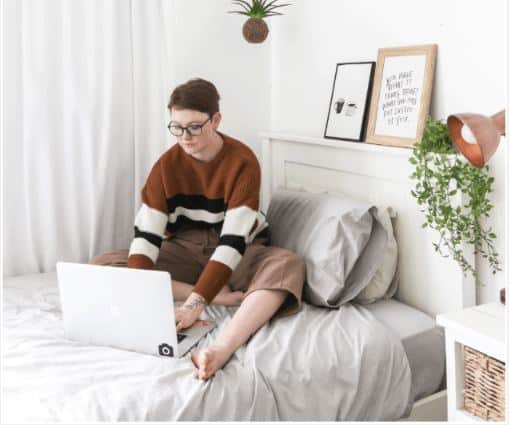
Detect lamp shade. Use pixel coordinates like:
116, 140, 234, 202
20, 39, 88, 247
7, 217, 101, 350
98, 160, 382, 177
446, 110, 505, 168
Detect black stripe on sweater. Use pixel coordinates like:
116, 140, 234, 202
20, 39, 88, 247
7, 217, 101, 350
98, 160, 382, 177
134, 226, 163, 248
166, 216, 222, 233
166, 194, 225, 214
218, 234, 246, 255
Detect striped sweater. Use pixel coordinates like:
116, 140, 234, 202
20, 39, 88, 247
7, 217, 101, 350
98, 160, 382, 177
127, 132, 268, 303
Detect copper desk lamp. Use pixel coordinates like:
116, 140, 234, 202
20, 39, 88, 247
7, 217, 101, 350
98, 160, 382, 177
447, 110, 505, 168
446, 109, 506, 303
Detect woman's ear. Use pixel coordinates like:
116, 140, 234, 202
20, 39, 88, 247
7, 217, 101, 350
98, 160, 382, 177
211, 112, 222, 130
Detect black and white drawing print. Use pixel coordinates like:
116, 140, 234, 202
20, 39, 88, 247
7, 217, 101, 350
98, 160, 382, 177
324, 62, 375, 142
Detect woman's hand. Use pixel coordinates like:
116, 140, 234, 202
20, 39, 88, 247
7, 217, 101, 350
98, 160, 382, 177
175, 292, 207, 331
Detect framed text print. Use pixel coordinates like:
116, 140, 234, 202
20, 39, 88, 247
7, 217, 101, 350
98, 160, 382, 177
366, 44, 437, 148
324, 62, 375, 142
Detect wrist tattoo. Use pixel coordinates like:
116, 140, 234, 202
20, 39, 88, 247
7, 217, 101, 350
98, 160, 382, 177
184, 295, 206, 311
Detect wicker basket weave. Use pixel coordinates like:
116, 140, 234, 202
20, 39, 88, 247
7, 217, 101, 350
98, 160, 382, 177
464, 346, 505, 421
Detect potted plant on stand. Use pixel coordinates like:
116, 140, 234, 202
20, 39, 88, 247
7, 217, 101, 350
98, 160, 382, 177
229, 0, 291, 44
409, 117, 501, 284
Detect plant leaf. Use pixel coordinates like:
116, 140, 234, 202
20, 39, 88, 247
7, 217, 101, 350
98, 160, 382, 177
232, 0, 253, 11
228, 11, 251, 16
266, 3, 292, 12
264, 0, 284, 10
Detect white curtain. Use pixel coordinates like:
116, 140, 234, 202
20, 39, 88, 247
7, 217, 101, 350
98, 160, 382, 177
2, 0, 176, 277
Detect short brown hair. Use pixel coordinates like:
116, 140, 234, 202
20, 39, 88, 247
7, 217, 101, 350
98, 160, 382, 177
168, 78, 220, 116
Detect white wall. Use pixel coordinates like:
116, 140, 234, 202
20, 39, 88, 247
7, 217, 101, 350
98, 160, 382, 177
171, 0, 271, 159
269, 0, 506, 304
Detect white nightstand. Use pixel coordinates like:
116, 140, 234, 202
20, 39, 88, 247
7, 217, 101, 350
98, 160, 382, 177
437, 302, 506, 422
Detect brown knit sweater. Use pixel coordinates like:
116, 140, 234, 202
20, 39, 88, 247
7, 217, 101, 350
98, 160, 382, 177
127, 132, 268, 303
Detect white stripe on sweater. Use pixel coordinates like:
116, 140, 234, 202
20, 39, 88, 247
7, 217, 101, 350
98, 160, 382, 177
129, 237, 159, 263
220, 206, 258, 239
168, 206, 224, 224
210, 245, 243, 270
134, 203, 168, 236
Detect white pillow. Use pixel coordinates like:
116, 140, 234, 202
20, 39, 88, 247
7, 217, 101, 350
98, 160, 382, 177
267, 188, 389, 307
287, 183, 399, 304
355, 206, 399, 304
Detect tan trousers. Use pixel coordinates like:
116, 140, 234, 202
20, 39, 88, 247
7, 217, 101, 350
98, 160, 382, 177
89, 225, 305, 318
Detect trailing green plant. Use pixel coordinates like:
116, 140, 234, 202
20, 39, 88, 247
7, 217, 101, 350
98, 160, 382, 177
409, 116, 501, 283
228, 0, 291, 19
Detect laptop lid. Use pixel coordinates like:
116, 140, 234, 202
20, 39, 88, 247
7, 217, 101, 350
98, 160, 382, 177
57, 262, 179, 357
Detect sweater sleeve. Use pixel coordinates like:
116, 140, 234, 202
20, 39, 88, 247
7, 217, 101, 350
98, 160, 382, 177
127, 159, 169, 269
191, 161, 267, 303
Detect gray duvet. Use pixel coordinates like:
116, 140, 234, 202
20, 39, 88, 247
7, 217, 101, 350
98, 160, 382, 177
2, 272, 412, 422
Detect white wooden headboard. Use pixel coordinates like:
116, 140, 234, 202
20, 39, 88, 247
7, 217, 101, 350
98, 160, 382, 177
260, 132, 475, 316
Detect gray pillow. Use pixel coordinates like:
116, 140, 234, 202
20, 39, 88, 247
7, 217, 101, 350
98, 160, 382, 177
266, 188, 388, 307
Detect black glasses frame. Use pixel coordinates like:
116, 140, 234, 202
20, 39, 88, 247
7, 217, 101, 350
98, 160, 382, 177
167, 117, 211, 137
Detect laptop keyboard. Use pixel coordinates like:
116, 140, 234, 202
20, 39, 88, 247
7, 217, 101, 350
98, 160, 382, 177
177, 333, 188, 343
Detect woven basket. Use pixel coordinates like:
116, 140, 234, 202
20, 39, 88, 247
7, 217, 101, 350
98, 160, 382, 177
464, 345, 505, 421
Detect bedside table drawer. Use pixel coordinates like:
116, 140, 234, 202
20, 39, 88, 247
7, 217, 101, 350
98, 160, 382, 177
464, 346, 505, 421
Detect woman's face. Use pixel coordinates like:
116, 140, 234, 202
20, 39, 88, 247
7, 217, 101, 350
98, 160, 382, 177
169, 108, 221, 158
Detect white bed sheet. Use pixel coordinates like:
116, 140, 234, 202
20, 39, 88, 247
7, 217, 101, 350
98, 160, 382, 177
2, 271, 413, 422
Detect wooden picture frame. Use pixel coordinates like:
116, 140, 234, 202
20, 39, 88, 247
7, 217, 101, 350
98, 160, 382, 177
324, 62, 375, 142
366, 44, 437, 148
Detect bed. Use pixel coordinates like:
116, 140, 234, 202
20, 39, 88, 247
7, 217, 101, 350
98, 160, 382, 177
4, 271, 441, 422
2, 132, 474, 421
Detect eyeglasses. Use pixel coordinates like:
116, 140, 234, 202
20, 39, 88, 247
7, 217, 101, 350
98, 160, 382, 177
167, 118, 211, 137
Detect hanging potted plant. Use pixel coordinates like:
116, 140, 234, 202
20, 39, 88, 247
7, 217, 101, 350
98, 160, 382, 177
228, 0, 291, 44
409, 117, 501, 283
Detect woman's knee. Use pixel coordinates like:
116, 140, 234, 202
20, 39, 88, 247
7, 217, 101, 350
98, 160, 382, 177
280, 250, 306, 275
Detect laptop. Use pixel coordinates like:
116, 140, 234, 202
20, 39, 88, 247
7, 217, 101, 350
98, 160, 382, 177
56, 261, 215, 358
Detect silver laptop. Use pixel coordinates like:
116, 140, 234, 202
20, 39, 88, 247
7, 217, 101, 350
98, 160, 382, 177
56, 261, 215, 358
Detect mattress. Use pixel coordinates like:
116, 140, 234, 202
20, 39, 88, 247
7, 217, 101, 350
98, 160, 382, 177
364, 298, 445, 402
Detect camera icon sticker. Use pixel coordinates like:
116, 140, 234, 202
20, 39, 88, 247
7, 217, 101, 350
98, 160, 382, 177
158, 343, 174, 357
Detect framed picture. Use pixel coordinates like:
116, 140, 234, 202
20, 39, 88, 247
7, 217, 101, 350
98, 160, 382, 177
366, 44, 437, 148
324, 61, 375, 142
